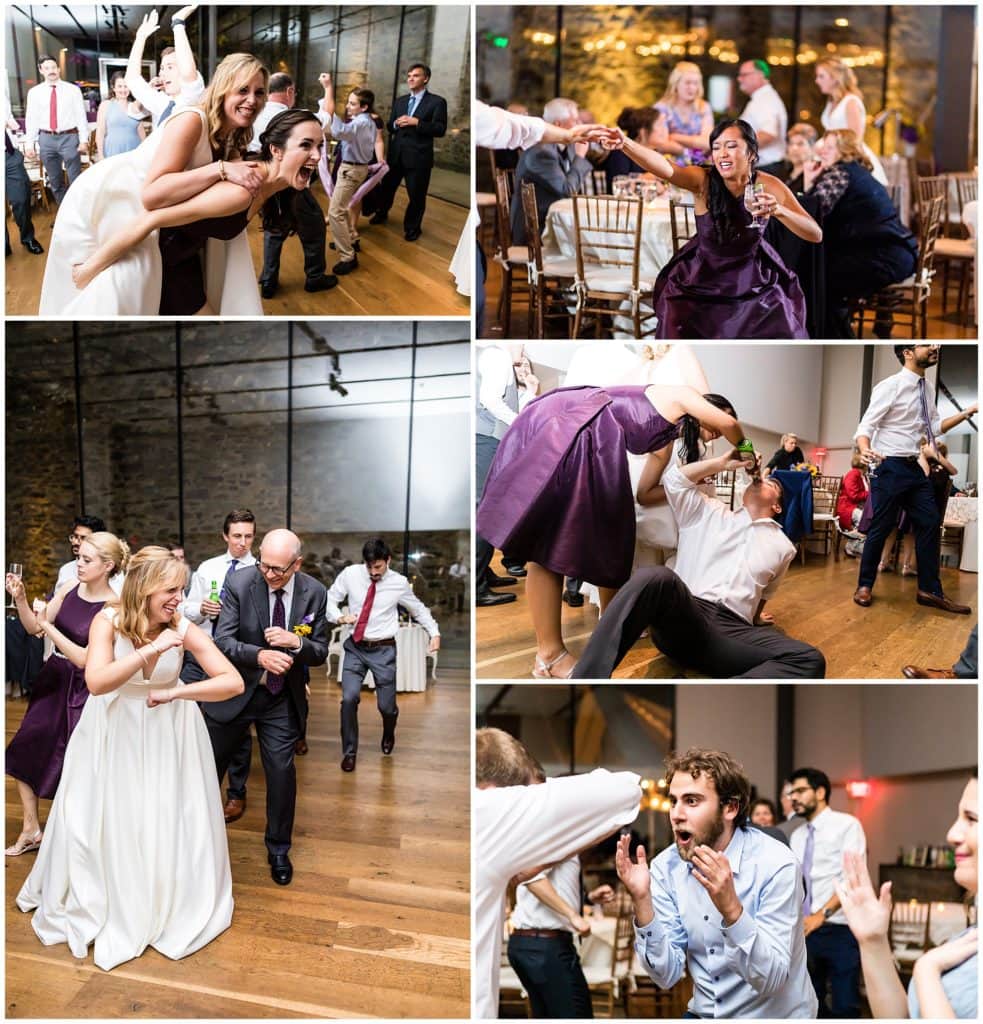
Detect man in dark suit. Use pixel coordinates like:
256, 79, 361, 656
509, 97, 593, 246
210, 528, 328, 886
370, 62, 447, 241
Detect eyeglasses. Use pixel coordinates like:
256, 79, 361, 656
68, 532, 88, 543
787, 786, 814, 797
258, 560, 294, 576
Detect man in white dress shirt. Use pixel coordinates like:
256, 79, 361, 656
24, 55, 89, 204
327, 538, 440, 772
737, 60, 788, 168
853, 344, 975, 612
474, 727, 641, 1018
573, 449, 825, 678
788, 766, 867, 1018
53, 514, 118, 592
182, 509, 257, 822
123, 6, 205, 130
617, 748, 817, 1018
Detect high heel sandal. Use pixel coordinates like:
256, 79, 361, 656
532, 649, 575, 679
901, 563, 917, 577
5, 829, 42, 857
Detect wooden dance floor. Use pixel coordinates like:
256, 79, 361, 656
476, 553, 977, 679
5, 188, 469, 318
5, 670, 470, 1018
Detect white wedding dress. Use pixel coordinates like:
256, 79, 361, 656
38, 107, 262, 316
17, 611, 233, 972
821, 96, 888, 186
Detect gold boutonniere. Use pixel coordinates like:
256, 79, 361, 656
293, 624, 312, 637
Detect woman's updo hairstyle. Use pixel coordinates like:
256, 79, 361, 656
81, 532, 131, 579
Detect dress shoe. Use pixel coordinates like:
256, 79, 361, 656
22, 239, 43, 255
853, 586, 873, 607
332, 257, 358, 275
381, 731, 395, 756
502, 564, 528, 577
294, 738, 308, 755
476, 585, 516, 607
369, 211, 388, 225
260, 279, 278, 299
404, 228, 421, 242
269, 853, 293, 885
902, 665, 957, 679
304, 273, 338, 292
341, 753, 357, 772
223, 796, 246, 823
916, 590, 971, 614
329, 239, 360, 252
485, 572, 517, 587
562, 589, 585, 607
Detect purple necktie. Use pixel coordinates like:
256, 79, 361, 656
266, 588, 286, 695
801, 823, 815, 918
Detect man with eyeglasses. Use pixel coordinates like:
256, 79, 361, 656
210, 528, 328, 886
55, 514, 121, 593
181, 509, 257, 823
788, 767, 866, 1018
853, 344, 976, 613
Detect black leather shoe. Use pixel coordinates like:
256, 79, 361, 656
304, 274, 338, 292
332, 257, 358, 275
477, 586, 516, 607
503, 564, 528, 577
562, 589, 585, 607
369, 212, 388, 225
381, 732, 395, 756
269, 853, 293, 885
260, 279, 278, 299
404, 228, 421, 242
23, 239, 43, 255
486, 572, 517, 587
341, 754, 357, 772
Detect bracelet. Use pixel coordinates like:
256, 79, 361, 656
218, 159, 227, 182
136, 647, 150, 667
148, 639, 161, 654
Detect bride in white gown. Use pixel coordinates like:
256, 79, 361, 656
39, 53, 269, 316
17, 547, 244, 971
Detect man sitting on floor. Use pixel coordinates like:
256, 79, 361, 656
573, 447, 825, 678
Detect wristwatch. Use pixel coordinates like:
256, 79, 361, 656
822, 907, 836, 920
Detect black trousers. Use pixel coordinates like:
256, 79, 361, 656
858, 457, 942, 595
572, 568, 826, 679
377, 157, 432, 234
340, 638, 397, 756
260, 187, 327, 286
5, 150, 37, 245
5, 617, 43, 695
806, 924, 861, 1018
507, 934, 593, 1018
205, 685, 299, 856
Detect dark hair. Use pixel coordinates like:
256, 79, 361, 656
616, 106, 659, 142
38, 54, 57, 68
790, 766, 831, 803
705, 118, 759, 244
679, 393, 736, 464
258, 109, 323, 234
351, 88, 375, 113
268, 72, 294, 94
223, 509, 256, 535
894, 344, 913, 365
408, 62, 431, 80
362, 537, 392, 563
750, 797, 778, 822
75, 514, 107, 533
109, 71, 127, 88
666, 747, 752, 829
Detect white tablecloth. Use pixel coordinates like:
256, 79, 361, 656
944, 495, 977, 573
336, 622, 429, 691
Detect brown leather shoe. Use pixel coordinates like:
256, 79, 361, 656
223, 797, 245, 823
341, 754, 356, 772
294, 738, 308, 756
916, 591, 971, 614
853, 586, 873, 607
902, 665, 957, 679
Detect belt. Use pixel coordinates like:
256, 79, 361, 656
511, 928, 573, 939
884, 455, 920, 463
341, 160, 370, 166
39, 128, 78, 135
353, 637, 396, 649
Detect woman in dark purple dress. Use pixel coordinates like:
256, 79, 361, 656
5, 533, 129, 856
601, 119, 822, 338
476, 383, 749, 678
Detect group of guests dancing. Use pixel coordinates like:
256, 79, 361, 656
5, 511, 440, 971
21, 5, 447, 314
475, 728, 978, 1019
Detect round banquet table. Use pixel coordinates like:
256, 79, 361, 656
944, 495, 977, 573
335, 622, 429, 692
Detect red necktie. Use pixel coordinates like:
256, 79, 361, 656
49, 86, 58, 132
352, 580, 376, 642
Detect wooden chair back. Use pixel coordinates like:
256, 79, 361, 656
494, 167, 516, 253
669, 197, 697, 255
520, 181, 545, 275
571, 194, 644, 289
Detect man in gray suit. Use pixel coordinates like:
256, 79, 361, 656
210, 528, 328, 886
509, 97, 593, 245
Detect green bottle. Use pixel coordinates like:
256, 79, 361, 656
209, 580, 220, 603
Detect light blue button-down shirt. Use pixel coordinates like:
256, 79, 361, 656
635, 826, 818, 1018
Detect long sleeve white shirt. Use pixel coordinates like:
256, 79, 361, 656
246, 99, 288, 154
182, 551, 257, 636
855, 367, 943, 456
511, 854, 582, 932
790, 806, 866, 925
24, 80, 89, 144
664, 464, 795, 623
475, 771, 641, 1017
327, 564, 439, 639
474, 101, 548, 151
125, 71, 205, 125
477, 345, 533, 428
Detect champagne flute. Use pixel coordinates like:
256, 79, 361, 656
7, 563, 23, 609
744, 182, 766, 229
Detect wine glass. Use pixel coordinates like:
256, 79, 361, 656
7, 563, 23, 609
744, 182, 766, 229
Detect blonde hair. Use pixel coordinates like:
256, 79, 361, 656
659, 61, 707, 111
816, 57, 863, 105
199, 53, 269, 158
80, 531, 131, 578
823, 129, 873, 171
115, 546, 188, 646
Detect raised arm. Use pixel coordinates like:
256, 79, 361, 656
124, 12, 159, 102
171, 5, 200, 86
604, 132, 707, 193
758, 172, 822, 242
319, 72, 335, 119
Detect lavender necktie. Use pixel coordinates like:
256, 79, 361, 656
266, 588, 286, 695
801, 823, 815, 918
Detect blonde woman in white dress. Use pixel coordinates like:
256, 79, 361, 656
815, 57, 888, 186
16, 547, 243, 971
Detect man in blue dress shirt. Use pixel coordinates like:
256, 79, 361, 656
616, 748, 818, 1018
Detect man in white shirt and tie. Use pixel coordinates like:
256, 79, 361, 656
788, 766, 867, 1018
24, 55, 89, 204
182, 509, 257, 822
327, 537, 440, 772
737, 60, 788, 169
573, 448, 826, 678
853, 344, 976, 612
